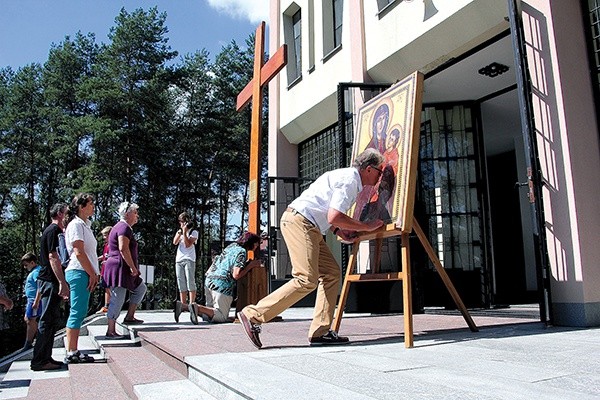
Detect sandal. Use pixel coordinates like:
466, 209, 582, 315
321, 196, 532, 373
123, 317, 144, 325
64, 351, 95, 364
104, 332, 128, 340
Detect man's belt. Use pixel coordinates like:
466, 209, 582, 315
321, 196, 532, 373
285, 207, 315, 227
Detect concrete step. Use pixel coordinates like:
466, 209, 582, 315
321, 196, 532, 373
62, 335, 106, 362
84, 317, 217, 399
185, 351, 376, 400
104, 344, 187, 399
135, 379, 217, 400
0, 348, 69, 400
68, 362, 129, 399
86, 325, 140, 348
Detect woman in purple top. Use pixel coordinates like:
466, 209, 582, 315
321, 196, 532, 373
102, 201, 147, 338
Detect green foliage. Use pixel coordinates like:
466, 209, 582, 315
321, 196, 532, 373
0, 7, 267, 357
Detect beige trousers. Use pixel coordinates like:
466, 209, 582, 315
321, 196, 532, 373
242, 210, 340, 339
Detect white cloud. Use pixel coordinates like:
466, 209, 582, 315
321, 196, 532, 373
206, 0, 269, 24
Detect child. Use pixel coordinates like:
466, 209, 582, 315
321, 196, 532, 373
21, 252, 41, 350
97, 226, 112, 312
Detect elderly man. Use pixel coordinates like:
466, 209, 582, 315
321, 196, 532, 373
238, 148, 386, 349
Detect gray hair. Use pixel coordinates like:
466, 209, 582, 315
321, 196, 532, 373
117, 201, 139, 220
352, 148, 385, 170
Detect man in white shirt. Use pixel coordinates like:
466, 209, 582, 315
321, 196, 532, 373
238, 148, 386, 348
173, 212, 198, 322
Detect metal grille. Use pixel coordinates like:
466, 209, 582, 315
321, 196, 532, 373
589, 0, 600, 90
267, 176, 313, 279
418, 105, 483, 271
298, 124, 340, 189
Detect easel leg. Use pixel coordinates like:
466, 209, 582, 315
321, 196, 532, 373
412, 218, 479, 332
373, 238, 383, 274
332, 243, 359, 332
401, 232, 414, 348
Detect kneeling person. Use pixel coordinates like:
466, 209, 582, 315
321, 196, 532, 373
186, 232, 262, 324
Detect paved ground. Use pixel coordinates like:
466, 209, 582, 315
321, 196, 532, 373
3, 305, 600, 399
132, 305, 600, 399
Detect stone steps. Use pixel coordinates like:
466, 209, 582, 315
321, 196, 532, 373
104, 345, 186, 399
184, 351, 375, 400
0, 348, 70, 399
0, 311, 221, 399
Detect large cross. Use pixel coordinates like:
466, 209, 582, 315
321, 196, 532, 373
237, 22, 287, 236
236, 21, 287, 308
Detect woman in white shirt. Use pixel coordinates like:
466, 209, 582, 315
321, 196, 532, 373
64, 193, 100, 364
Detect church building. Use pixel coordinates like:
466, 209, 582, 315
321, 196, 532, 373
263, 0, 600, 327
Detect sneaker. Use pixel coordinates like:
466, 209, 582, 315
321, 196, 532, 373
189, 303, 198, 325
64, 351, 95, 364
309, 330, 349, 345
237, 312, 262, 349
174, 300, 183, 323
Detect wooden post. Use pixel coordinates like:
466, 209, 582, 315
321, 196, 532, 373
235, 22, 287, 312
401, 232, 414, 347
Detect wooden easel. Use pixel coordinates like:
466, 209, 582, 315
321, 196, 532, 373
333, 219, 478, 348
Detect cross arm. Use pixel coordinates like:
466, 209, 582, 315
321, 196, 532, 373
236, 44, 288, 111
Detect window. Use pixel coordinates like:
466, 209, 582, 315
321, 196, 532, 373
586, 0, 600, 120
284, 3, 302, 85
292, 10, 302, 80
376, 0, 401, 19
322, 0, 343, 58
377, 0, 395, 10
333, 0, 343, 48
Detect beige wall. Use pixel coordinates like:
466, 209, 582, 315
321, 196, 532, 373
521, 0, 600, 324
269, 0, 600, 325
363, 0, 508, 81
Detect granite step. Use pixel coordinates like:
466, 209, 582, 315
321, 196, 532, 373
185, 351, 376, 400
68, 362, 129, 399
86, 324, 140, 348
62, 335, 106, 362
0, 348, 69, 400
104, 344, 188, 399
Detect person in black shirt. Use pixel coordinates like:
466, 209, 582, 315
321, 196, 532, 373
31, 203, 68, 371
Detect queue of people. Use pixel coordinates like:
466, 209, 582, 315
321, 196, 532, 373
25, 198, 147, 369
10, 148, 386, 371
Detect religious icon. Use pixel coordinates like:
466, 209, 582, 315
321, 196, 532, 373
350, 71, 424, 233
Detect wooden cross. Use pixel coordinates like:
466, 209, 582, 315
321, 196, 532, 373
235, 21, 287, 309
236, 21, 287, 238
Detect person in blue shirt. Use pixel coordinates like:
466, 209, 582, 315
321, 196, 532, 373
185, 232, 262, 324
21, 252, 42, 350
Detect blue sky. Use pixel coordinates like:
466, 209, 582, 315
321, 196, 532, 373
0, 0, 270, 69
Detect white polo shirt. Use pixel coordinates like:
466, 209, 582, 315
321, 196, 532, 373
65, 216, 100, 274
289, 167, 362, 234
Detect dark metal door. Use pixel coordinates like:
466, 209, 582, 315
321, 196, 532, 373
507, 0, 553, 324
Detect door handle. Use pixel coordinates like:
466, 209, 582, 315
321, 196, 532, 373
514, 167, 536, 204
